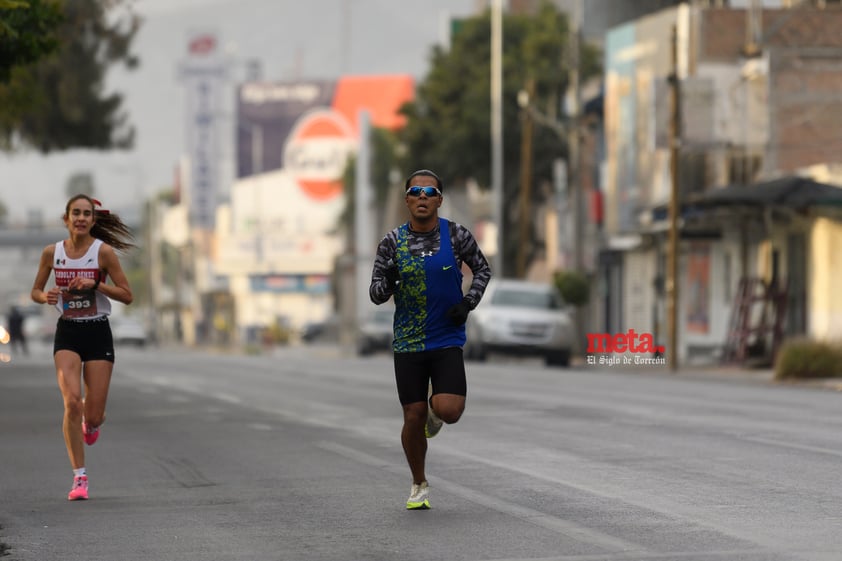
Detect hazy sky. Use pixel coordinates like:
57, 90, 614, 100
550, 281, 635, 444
1, 0, 478, 223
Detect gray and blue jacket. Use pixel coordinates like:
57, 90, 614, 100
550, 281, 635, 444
369, 218, 492, 353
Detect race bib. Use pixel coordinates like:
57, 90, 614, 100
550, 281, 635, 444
62, 290, 98, 319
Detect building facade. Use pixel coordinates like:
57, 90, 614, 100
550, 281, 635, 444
597, 3, 842, 364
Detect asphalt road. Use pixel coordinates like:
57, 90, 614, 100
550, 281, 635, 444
1, 342, 841, 561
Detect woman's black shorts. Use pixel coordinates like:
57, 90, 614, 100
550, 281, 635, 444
53, 316, 115, 363
393, 346, 466, 405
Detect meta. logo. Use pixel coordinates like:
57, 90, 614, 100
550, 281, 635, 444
587, 329, 664, 354
586, 329, 666, 366
283, 109, 356, 201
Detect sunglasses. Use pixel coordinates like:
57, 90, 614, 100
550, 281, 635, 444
406, 186, 442, 197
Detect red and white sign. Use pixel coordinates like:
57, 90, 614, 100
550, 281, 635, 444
282, 109, 356, 201
188, 34, 217, 56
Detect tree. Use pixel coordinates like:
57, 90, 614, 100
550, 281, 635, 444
0, 0, 63, 82
553, 268, 589, 307
397, 1, 601, 277
0, 0, 141, 152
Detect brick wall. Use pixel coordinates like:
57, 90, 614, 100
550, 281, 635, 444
700, 8, 842, 60
699, 7, 842, 175
770, 49, 842, 172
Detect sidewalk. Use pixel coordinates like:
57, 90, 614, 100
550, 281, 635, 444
668, 364, 842, 391
573, 353, 842, 391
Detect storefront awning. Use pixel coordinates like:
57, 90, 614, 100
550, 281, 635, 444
652, 176, 842, 223
687, 176, 842, 209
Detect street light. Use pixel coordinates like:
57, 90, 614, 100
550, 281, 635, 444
491, 0, 504, 277
516, 81, 535, 279
516, 88, 574, 274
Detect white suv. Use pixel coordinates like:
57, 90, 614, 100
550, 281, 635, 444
464, 279, 573, 367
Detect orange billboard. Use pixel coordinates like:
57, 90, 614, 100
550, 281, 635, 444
236, 75, 415, 199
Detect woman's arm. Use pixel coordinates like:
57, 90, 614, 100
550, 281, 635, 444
31, 245, 60, 306
95, 244, 134, 305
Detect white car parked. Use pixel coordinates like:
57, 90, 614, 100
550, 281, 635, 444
464, 279, 574, 367
110, 316, 149, 347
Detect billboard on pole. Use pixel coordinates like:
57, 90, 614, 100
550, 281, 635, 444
180, 30, 226, 230
236, 81, 336, 178
236, 75, 414, 179
223, 75, 414, 277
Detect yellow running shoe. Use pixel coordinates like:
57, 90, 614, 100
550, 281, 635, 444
424, 404, 443, 438
406, 481, 430, 510
424, 382, 443, 438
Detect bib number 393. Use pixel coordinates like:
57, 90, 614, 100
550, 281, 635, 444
62, 290, 98, 319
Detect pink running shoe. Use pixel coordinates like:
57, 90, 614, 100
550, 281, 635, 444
82, 422, 99, 446
67, 475, 88, 501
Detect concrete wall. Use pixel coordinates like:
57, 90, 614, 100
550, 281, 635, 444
622, 248, 657, 337
808, 217, 842, 339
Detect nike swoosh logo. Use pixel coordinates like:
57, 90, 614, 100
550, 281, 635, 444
442, 265, 453, 270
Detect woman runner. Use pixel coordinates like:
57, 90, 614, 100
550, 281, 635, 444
30, 194, 135, 500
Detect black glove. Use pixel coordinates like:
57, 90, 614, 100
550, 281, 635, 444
446, 298, 471, 326
384, 259, 401, 289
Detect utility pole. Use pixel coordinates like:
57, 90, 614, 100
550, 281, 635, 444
341, 0, 351, 74
667, 24, 681, 372
491, 0, 504, 277
567, 0, 585, 358
569, 0, 582, 272
517, 78, 535, 279
355, 110, 373, 348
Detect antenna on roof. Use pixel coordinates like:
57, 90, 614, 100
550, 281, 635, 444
744, 0, 763, 57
